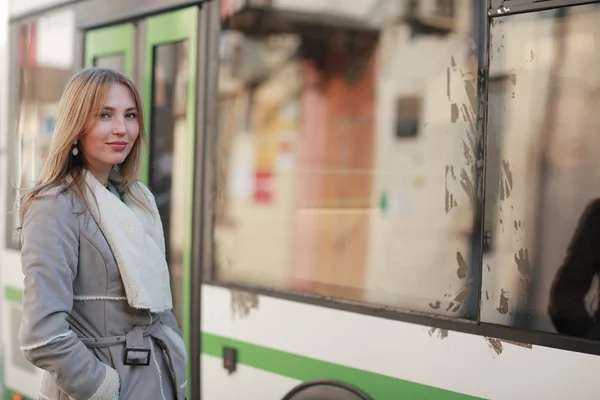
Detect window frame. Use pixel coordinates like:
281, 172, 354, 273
201, 0, 600, 357
490, 0, 600, 15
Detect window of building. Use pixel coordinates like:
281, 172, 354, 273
4, 9, 74, 249
214, 0, 479, 319
481, 4, 600, 337
395, 96, 421, 138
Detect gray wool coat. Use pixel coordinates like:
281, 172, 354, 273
18, 181, 187, 400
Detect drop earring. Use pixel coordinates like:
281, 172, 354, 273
72, 140, 79, 156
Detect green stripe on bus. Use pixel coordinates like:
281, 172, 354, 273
202, 332, 485, 400
4, 286, 22, 303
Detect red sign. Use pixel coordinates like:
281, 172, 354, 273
253, 171, 273, 203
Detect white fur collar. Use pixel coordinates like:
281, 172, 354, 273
82, 171, 173, 312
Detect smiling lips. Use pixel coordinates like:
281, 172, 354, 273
107, 141, 128, 151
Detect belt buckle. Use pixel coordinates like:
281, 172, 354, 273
124, 347, 151, 366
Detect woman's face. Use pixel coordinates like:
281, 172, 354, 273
79, 83, 139, 181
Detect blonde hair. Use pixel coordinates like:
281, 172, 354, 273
19, 67, 147, 225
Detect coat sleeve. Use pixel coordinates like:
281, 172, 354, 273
19, 193, 120, 400
548, 199, 600, 339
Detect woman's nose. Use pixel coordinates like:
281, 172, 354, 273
112, 118, 127, 135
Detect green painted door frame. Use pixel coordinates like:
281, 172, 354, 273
84, 24, 135, 77
144, 8, 199, 399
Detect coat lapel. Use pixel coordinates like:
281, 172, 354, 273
83, 171, 173, 312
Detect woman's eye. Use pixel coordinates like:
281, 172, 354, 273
100, 112, 110, 119
125, 113, 137, 119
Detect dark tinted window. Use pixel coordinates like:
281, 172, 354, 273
149, 40, 189, 325
481, 4, 600, 338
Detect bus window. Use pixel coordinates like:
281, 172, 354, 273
148, 40, 189, 325
5, 10, 74, 250
481, 3, 600, 336
214, 0, 479, 318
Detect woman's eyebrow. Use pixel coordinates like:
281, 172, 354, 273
102, 106, 137, 112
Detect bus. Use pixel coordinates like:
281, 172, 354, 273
3, 0, 600, 398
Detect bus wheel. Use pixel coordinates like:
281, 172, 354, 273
281, 379, 372, 400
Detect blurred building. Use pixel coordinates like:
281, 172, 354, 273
215, 0, 480, 317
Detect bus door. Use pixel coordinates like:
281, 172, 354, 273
84, 8, 199, 398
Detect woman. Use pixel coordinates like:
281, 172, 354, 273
18, 68, 187, 400
548, 198, 600, 340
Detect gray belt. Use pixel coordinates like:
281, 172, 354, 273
79, 320, 161, 367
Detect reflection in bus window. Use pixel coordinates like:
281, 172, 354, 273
481, 4, 600, 335
215, 0, 479, 318
149, 40, 189, 326
5, 10, 74, 249
549, 200, 600, 339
